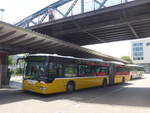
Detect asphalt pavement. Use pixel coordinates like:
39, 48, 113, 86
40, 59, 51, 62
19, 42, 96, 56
0, 74, 150, 113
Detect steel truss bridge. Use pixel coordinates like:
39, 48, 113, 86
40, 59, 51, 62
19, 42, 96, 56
23, 0, 150, 46
16, 0, 130, 28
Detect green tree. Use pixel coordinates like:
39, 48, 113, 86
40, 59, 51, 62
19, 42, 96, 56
121, 56, 132, 63
8, 56, 14, 65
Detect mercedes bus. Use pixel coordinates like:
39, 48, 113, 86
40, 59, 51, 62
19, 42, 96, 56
20, 54, 130, 94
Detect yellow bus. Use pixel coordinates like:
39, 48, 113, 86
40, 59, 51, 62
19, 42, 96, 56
21, 54, 130, 94
126, 64, 144, 80
108, 61, 131, 85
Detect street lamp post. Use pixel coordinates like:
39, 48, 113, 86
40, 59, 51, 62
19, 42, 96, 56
0, 9, 5, 21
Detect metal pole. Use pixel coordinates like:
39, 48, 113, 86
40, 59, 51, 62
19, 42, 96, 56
125, 0, 128, 3
0, 9, 5, 21
81, 0, 84, 13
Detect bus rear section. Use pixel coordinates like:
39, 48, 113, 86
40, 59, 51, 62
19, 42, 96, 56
108, 62, 130, 85
23, 55, 110, 94
127, 64, 144, 79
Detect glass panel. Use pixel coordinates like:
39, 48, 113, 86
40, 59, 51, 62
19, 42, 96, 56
48, 63, 63, 78
139, 43, 143, 46
140, 52, 143, 56
64, 64, 77, 77
91, 66, 109, 75
136, 47, 139, 51
139, 47, 143, 51
25, 62, 47, 81
78, 65, 92, 76
133, 47, 137, 52
133, 52, 136, 56
101, 66, 109, 74
146, 43, 150, 46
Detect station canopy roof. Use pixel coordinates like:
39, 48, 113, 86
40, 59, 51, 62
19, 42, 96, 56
0, 21, 128, 63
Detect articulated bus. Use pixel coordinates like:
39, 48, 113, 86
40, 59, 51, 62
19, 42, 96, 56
126, 64, 144, 79
108, 62, 130, 85
21, 54, 130, 94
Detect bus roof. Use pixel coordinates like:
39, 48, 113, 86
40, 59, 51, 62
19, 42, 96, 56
106, 61, 125, 65
126, 64, 143, 68
27, 54, 105, 63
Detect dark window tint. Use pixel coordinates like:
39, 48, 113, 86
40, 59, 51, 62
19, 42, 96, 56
48, 63, 63, 77
64, 64, 77, 77
78, 65, 92, 76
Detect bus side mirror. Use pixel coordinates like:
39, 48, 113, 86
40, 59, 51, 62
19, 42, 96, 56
16, 58, 25, 65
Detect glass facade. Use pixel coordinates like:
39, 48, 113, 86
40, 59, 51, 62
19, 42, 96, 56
132, 43, 144, 60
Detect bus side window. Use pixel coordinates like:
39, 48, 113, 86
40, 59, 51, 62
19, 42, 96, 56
101, 66, 109, 75
78, 65, 92, 77
64, 64, 77, 77
48, 63, 63, 77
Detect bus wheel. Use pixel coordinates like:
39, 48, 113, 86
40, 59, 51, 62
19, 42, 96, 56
102, 79, 107, 87
122, 77, 125, 83
66, 81, 75, 93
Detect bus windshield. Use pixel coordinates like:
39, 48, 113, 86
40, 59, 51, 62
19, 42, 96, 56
25, 62, 48, 81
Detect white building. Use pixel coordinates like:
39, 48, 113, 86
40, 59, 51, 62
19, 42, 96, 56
131, 38, 150, 73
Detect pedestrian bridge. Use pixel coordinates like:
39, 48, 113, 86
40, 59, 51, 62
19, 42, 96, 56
29, 0, 150, 45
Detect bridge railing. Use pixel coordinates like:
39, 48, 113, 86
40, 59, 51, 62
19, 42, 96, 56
15, 0, 133, 28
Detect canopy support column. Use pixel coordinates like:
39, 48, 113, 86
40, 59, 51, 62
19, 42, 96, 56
0, 52, 8, 88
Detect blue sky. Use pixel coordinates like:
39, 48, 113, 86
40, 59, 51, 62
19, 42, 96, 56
0, 0, 132, 58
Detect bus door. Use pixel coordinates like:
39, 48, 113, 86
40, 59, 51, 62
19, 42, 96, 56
108, 64, 115, 85
47, 63, 66, 92
77, 64, 92, 88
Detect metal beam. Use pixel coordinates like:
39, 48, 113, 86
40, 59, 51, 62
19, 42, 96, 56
0, 34, 27, 44
0, 31, 16, 39
32, 42, 59, 50
10, 36, 36, 45
127, 23, 140, 39
31, 21, 37, 25
24, 39, 46, 48
64, 0, 78, 17
15, 0, 74, 26
32, 41, 53, 49
84, 31, 105, 43
125, 0, 128, 3
55, 8, 66, 17
38, 45, 63, 52
81, 0, 84, 13
72, 21, 105, 43
99, 0, 108, 9
38, 13, 48, 24
51, 15, 150, 36
27, 40, 49, 49
13, 37, 37, 46
94, 0, 106, 9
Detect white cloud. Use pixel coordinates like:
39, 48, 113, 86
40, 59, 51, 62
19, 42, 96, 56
0, 0, 56, 23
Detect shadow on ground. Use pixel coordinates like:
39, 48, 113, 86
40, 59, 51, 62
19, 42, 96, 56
0, 78, 150, 108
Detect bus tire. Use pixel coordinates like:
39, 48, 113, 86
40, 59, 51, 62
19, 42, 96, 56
102, 79, 107, 87
66, 81, 75, 93
122, 77, 125, 83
